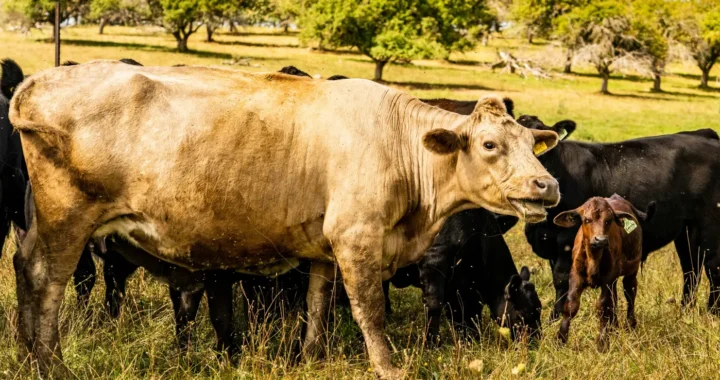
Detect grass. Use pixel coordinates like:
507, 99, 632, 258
1, 25, 720, 379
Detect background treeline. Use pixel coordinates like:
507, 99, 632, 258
2, 0, 719, 87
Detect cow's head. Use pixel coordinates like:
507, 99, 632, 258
422, 95, 560, 222
499, 266, 543, 341
516, 115, 576, 141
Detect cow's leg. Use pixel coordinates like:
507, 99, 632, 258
419, 249, 451, 345
596, 280, 618, 352
622, 274, 638, 329
170, 286, 205, 351
550, 253, 572, 321
333, 240, 401, 379
24, 221, 94, 374
14, 219, 37, 359
73, 244, 96, 307
674, 228, 701, 308
205, 272, 238, 356
699, 228, 720, 315
302, 261, 335, 358
103, 249, 139, 318
557, 272, 584, 344
382, 281, 392, 315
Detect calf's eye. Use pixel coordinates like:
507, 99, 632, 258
483, 142, 496, 150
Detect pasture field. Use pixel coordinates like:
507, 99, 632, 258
1, 26, 719, 379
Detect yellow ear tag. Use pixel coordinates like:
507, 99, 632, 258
623, 218, 637, 234
557, 128, 568, 140
533, 141, 548, 156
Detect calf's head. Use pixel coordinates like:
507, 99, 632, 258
553, 197, 641, 252
500, 266, 543, 341
423, 95, 560, 222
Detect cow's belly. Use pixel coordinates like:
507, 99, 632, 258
92, 214, 332, 273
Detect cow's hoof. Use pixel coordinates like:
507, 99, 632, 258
595, 336, 609, 353
376, 366, 404, 379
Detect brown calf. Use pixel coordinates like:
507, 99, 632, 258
553, 194, 655, 351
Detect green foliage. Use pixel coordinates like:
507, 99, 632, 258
674, 0, 720, 87
512, 0, 584, 42
300, 0, 494, 80
4, 0, 90, 26
630, 0, 673, 79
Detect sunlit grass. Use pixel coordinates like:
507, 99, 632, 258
0, 25, 719, 378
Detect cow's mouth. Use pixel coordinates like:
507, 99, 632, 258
508, 198, 548, 223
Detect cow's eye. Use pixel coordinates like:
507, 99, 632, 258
584, 219, 591, 224
483, 142, 496, 150
605, 220, 611, 226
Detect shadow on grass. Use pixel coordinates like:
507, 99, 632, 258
213, 40, 300, 49
651, 90, 720, 99
573, 71, 649, 83
383, 80, 495, 91
222, 31, 299, 37
39, 38, 243, 60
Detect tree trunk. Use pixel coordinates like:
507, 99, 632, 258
481, 34, 489, 47
99, 18, 107, 34
651, 72, 662, 92
563, 49, 573, 74
206, 24, 214, 42
229, 21, 237, 34
174, 32, 189, 52
374, 60, 388, 82
700, 68, 710, 89
527, 31, 534, 44
600, 70, 610, 94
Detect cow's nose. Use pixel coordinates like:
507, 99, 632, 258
530, 177, 559, 202
590, 236, 609, 249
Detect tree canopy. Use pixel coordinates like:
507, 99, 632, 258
300, 0, 495, 81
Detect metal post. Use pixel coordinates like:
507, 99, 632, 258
54, 2, 60, 67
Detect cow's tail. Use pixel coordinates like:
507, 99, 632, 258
1, 58, 24, 100
9, 78, 69, 137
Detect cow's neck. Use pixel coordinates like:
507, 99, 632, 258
393, 95, 475, 234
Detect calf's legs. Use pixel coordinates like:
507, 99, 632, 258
622, 274, 638, 329
557, 272, 584, 343
596, 281, 618, 352
170, 287, 204, 350
303, 261, 336, 358
103, 250, 139, 318
674, 229, 701, 308
73, 245, 96, 307
205, 272, 238, 356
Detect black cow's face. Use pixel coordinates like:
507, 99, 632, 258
501, 266, 543, 341
517, 115, 576, 141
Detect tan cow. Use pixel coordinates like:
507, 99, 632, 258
10, 60, 559, 378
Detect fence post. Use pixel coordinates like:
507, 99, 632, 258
54, 1, 60, 67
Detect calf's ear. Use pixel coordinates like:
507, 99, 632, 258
520, 266, 531, 281
615, 211, 639, 226
530, 129, 559, 156
473, 95, 507, 115
423, 129, 466, 154
553, 210, 580, 228
504, 274, 523, 301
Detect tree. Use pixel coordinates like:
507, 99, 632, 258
556, 1, 644, 94
300, 0, 495, 81
5, 0, 90, 38
675, 0, 720, 89
264, 0, 308, 33
160, 0, 203, 51
512, 0, 584, 45
631, 0, 673, 92
89, 0, 149, 34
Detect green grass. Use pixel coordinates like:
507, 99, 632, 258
1, 25, 720, 379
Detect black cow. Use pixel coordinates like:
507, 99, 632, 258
387, 209, 542, 343
515, 117, 720, 318
0, 59, 28, 254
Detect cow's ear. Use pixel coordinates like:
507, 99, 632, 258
423, 129, 466, 154
552, 120, 576, 140
554, 210, 580, 228
519, 266, 531, 281
530, 129, 559, 156
502, 97, 515, 118
504, 274, 523, 300
473, 95, 507, 115
615, 211, 640, 231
